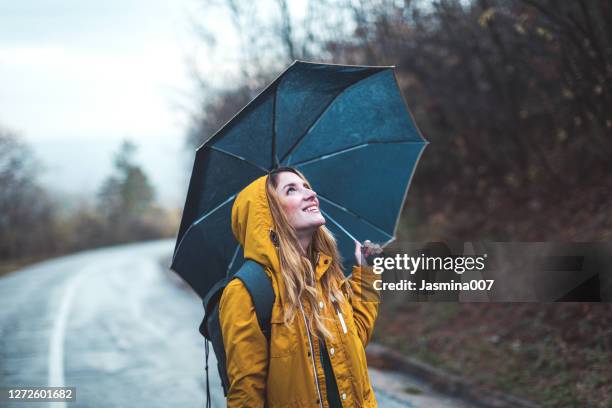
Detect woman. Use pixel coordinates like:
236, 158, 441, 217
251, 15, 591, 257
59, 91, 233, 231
219, 167, 381, 407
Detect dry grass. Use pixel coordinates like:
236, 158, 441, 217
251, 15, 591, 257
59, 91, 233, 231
373, 302, 612, 407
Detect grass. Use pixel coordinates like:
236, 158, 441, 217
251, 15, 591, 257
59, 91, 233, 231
0, 256, 48, 278
372, 302, 612, 408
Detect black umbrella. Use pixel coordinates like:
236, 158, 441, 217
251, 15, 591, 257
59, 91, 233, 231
172, 61, 428, 298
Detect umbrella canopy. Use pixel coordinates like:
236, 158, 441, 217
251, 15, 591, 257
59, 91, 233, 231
172, 61, 428, 298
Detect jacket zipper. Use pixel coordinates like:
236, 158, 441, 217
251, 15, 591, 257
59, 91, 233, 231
333, 302, 348, 334
299, 301, 324, 408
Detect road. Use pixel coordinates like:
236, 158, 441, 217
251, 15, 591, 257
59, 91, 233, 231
0, 240, 458, 407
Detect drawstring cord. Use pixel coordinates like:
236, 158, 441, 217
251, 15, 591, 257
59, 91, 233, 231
205, 339, 211, 408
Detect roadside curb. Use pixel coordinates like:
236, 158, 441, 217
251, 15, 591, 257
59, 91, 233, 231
366, 343, 540, 408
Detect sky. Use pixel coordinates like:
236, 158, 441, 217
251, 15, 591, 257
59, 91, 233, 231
0, 0, 247, 208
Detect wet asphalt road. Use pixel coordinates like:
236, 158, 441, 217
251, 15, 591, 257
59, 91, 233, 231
0, 240, 415, 408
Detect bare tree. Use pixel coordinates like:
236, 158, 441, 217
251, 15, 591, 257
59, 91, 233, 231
0, 127, 58, 260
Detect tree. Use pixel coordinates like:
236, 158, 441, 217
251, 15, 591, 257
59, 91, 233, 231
97, 140, 156, 240
0, 127, 58, 260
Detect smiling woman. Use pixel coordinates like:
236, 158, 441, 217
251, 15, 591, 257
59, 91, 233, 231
265, 167, 346, 341
218, 168, 382, 407
272, 169, 326, 250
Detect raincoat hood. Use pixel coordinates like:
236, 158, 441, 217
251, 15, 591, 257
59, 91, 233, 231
231, 175, 281, 276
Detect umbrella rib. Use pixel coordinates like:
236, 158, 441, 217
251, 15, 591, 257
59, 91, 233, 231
318, 195, 394, 241
225, 244, 242, 278
272, 89, 279, 168
279, 70, 384, 163
391, 137, 428, 240
291, 140, 426, 167
320, 208, 359, 243
193, 193, 237, 228
209, 146, 270, 173
173, 194, 237, 259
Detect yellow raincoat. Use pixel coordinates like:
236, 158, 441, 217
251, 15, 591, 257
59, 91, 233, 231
219, 175, 380, 407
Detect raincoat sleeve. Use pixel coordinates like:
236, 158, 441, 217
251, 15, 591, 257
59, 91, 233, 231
348, 265, 380, 347
219, 279, 268, 407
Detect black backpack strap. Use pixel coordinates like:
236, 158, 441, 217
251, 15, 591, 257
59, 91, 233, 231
199, 259, 275, 404
200, 278, 228, 338
233, 260, 275, 341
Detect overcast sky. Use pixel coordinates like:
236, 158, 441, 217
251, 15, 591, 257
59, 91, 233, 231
0, 0, 248, 208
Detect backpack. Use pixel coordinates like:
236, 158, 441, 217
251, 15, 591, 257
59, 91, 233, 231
199, 260, 275, 406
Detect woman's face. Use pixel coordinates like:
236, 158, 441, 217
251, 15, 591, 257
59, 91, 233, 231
274, 171, 326, 234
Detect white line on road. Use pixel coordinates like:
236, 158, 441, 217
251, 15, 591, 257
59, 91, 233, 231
47, 270, 89, 408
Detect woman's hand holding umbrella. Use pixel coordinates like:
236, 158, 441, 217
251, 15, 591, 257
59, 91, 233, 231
354, 240, 383, 266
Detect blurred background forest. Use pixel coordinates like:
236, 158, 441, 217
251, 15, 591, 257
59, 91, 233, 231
187, 0, 612, 243
0, 131, 178, 271
1, 0, 611, 406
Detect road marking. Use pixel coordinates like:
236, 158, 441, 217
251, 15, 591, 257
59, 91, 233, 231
47, 270, 88, 408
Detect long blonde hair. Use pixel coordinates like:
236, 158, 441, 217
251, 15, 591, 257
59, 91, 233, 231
266, 167, 350, 339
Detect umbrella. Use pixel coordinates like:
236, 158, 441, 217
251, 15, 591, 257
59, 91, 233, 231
172, 61, 428, 298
